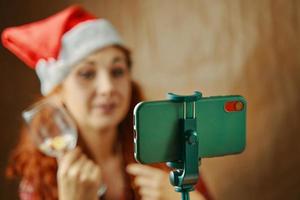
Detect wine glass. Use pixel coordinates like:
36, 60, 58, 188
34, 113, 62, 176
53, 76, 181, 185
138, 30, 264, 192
22, 98, 77, 158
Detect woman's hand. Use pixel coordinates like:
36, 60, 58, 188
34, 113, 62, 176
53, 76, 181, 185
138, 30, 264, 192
127, 164, 207, 200
57, 147, 101, 200
127, 163, 181, 200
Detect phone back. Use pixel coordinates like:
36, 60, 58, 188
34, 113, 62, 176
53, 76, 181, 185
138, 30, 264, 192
134, 95, 246, 164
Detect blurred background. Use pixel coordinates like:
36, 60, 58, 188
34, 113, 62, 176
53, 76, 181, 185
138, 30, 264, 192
1, 0, 300, 199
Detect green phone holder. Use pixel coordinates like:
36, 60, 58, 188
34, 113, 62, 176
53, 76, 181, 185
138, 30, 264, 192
167, 91, 202, 200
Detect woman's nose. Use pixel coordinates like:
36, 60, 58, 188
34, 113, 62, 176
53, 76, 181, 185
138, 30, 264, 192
95, 72, 114, 96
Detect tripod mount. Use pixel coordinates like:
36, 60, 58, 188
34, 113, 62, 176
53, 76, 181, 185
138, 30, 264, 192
167, 91, 202, 200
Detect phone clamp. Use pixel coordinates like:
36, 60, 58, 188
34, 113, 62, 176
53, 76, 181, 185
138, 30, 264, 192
167, 91, 202, 200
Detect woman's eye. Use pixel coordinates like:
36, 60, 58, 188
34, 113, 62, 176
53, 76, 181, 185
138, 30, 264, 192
78, 70, 96, 80
112, 67, 126, 78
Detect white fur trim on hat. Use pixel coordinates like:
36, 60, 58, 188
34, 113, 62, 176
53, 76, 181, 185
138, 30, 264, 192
35, 19, 124, 96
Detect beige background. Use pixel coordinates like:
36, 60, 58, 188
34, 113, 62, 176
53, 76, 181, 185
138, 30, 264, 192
1, 0, 300, 199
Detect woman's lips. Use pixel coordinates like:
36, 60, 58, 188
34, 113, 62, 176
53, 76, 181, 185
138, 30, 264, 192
92, 103, 117, 114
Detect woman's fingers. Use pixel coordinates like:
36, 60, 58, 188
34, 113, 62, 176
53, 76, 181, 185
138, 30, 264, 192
134, 175, 158, 188
127, 163, 162, 177
90, 165, 101, 183
127, 164, 165, 188
139, 187, 160, 198
57, 149, 102, 200
67, 154, 88, 180
57, 147, 82, 177
127, 164, 182, 200
57, 148, 101, 186
81, 160, 101, 184
79, 160, 93, 181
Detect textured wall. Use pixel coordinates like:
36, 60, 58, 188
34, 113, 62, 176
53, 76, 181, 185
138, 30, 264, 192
1, 0, 300, 199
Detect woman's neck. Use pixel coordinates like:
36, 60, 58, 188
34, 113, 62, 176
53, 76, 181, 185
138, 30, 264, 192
79, 126, 119, 165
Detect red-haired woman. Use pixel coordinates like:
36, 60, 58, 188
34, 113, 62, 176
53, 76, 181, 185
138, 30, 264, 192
2, 5, 211, 200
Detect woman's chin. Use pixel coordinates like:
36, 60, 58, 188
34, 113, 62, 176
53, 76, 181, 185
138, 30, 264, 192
88, 116, 120, 131
86, 107, 127, 131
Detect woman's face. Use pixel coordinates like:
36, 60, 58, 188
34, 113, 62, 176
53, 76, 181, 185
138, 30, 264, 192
60, 46, 131, 131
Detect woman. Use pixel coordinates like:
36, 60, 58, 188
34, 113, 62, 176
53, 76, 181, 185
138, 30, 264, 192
2, 5, 211, 200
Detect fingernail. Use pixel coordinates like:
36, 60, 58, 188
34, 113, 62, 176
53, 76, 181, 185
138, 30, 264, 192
126, 165, 132, 171
126, 164, 135, 172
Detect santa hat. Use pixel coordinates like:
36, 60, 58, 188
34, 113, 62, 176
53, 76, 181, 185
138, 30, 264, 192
1, 5, 124, 95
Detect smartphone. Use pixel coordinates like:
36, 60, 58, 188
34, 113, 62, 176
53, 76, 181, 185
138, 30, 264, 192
134, 95, 247, 164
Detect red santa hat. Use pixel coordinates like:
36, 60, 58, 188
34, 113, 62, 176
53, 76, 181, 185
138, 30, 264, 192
1, 5, 124, 95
